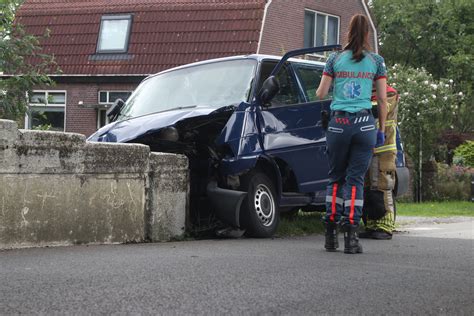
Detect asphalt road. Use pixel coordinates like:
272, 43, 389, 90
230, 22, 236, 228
1, 219, 473, 315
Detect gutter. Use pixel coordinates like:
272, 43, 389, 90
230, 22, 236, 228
361, 0, 378, 53
256, 0, 272, 54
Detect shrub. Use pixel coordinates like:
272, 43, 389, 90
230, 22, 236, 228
423, 163, 472, 201
453, 141, 474, 167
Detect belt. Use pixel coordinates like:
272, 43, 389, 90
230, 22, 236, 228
331, 109, 372, 117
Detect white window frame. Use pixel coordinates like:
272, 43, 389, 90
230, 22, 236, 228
96, 14, 133, 54
25, 90, 67, 131
97, 90, 132, 129
98, 90, 132, 105
304, 9, 340, 56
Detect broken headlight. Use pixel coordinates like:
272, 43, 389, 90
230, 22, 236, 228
158, 126, 179, 142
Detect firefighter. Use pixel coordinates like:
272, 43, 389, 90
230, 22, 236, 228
360, 84, 399, 239
316, 14, 388, 254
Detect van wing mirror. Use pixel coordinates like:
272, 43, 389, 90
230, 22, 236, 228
107, 98, 125, 122
258, 75, 280, 106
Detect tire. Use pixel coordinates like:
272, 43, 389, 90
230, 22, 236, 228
240, 170, 280, 238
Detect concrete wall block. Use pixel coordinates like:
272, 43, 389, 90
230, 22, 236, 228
147, 152, 188, 242
14, 130, 86, 174
84, 142, 150, 174
0, 120, 19, 173
0, 119, 19, 144
0, 174, 146, 249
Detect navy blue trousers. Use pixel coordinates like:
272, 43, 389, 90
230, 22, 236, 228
325, 111, 376, 225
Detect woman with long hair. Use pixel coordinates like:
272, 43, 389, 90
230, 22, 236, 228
316, 14, 388, 254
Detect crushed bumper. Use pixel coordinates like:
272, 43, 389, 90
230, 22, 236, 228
207, 181, 247, 228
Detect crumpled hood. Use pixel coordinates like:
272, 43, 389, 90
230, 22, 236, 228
88, 105, 235, 143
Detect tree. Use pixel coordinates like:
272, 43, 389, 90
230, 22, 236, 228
371, 0, 473, 78
0, 0, 57, 122
371, 0, 473, 132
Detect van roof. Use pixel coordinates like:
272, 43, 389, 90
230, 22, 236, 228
146, 54, 326, 79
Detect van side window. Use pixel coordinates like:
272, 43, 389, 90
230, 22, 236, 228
258, 61, 302, 106
294, 65, 331, 102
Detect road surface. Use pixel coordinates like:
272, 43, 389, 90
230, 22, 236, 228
1, 218, 472, 315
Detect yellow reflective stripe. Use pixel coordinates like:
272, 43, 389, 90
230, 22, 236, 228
366, 208, 395, 232
374, 148, 397, 154
375, 144, 397, 150
374, 144, 397, 154
376, 120, 397, 128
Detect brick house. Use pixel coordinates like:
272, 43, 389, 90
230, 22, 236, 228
14, 0, 378, 137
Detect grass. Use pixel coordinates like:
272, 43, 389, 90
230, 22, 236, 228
275, 201, 473, 237
276, 211, 325, 237
397, 201, 473, 217
154, 201, 472, 240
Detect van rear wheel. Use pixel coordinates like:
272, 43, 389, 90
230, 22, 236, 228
240, 171, 279, 238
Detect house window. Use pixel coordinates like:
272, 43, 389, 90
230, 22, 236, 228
97, 15, 132, 53
304, 10, 340, 49
26, 91, 66, 131
98, 91, 132, 104
97, 91, 132, 128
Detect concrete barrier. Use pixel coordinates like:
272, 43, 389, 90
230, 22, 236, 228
147, 153, 189, 242
0, 119, 188, 249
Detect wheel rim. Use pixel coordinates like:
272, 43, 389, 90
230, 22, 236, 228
253, 184, 275, 227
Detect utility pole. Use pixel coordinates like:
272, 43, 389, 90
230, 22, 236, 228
419, 129, 423, 203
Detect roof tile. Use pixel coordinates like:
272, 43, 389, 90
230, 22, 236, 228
17, 0, 266, 75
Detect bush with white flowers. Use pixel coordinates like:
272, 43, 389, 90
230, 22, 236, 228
388, 64, 463, 164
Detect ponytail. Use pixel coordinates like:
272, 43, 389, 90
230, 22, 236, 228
344, 14, 371, 62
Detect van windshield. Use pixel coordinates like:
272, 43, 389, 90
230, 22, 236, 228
119, 59, 257, 119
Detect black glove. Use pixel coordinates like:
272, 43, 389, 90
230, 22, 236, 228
321, 110, 329, 130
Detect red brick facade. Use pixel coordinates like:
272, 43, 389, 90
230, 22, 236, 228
258, 0, 377, 55
50, 82, 139, 137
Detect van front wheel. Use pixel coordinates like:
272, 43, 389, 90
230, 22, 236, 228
240, 171, 280, 238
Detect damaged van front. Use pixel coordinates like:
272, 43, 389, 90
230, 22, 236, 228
88, 57, 268, 235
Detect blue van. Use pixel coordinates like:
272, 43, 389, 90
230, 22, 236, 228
88, 45, 409, 237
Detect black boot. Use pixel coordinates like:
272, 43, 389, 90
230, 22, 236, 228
324, 221, 339, 252
358, 229, 374, 239
342, 223, 363, 254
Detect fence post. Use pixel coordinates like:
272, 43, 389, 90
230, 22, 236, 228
471, 174, 474, 202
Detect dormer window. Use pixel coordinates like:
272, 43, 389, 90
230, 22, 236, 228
97, 15, 132, 53
304, 10, 339, 50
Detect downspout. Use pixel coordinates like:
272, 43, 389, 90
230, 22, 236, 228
361, 0, 378, 53
256, 0, 272, 54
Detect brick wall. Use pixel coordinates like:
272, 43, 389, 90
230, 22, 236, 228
259, 0, 377, 55
37, 82, 139, 137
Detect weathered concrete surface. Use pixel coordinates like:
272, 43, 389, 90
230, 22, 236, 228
9, 129, 150, 175
147, 152, 188, 242
0, 119, 189, 249
0, 174, 145, 248
0, 120, 20, 173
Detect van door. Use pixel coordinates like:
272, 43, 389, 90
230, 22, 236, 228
257, 60, 330, 194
